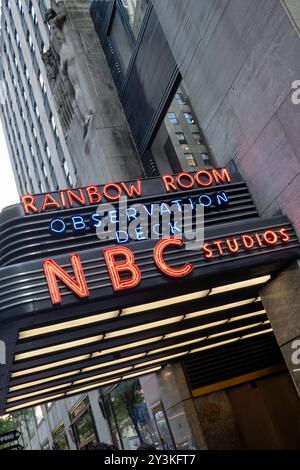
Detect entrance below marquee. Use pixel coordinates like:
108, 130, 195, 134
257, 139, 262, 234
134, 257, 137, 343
192, 369, 300, 449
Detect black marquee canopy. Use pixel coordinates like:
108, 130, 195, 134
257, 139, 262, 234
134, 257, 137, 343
0, 168, 299, 414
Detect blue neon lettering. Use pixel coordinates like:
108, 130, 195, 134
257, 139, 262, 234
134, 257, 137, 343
187, 197, 195, 209
91, 213, 102, 228
116, 230, 129, 243
171, 199, 183, 212
199, 195, 212, 207
160, 203, 171, 215
126, 207, 137, 221
72, 216, 86, 231
135, 226, 146, 240
109, 210, 119, 224
153, 224, 162, 236
169, 221, 181, 234
143, 204, 153, 216
50, 218, 66, 234
216, 192, 228, 205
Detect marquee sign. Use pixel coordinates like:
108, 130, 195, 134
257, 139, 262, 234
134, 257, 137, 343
20, 168, 231, 214
0, 168, 299, 414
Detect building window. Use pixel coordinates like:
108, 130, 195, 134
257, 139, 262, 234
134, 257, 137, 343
120, 0, 149, 39
46, 145, 51, 160
175, 92, 186, 105
201, 152, 212, 167
105, 379, 159, 450
175, 132, 186, 144
184, 153, 197, 167
192, 132, 203, 145
166, 112, 178, 125
41, 439, 50, 450
149, 82, 214, 174
52, 422, 69, 450
34, 405, 44, 426
42, 164, 48, 178
69, 396, 98, 450
109, 5, 135, 75
25, 409, 35, 438
184, 112, 195, 124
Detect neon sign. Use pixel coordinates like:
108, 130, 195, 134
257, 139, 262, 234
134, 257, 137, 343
21, 168, 231, 215
49, 191, 229, 242
43, 228, 290, 303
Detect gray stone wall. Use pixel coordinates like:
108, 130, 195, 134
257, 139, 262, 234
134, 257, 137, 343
261, 261, 300, 397
153, 0, 300, 236
52, 0, 142, 185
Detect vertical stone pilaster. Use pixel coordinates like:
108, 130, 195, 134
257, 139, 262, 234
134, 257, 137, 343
158, 362, 208, 450
261, 260, 300, 397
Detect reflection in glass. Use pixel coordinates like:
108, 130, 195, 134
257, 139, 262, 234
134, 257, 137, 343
52, 422, 69, 450
152, 403, 175, 450
149, 82, 214, 174
34, 405, 43, 426
73, 410, 97, 449
110, 7, 134, 75
107, 379, 158, 450
120, 0, 148, 39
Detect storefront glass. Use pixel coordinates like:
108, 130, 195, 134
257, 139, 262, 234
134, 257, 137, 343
69, 396, 98, 450
52, 422, 69, 450
152, 402, 175, 450
106, 379, 159, 449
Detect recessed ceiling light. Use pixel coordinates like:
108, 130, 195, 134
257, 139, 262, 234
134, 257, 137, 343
15, 335, 103, 361
19, 311, 119, 339
104, 316, 183, 339
121, 290, 209, 315
11, 354, 90, 378
209, 275, 270, 295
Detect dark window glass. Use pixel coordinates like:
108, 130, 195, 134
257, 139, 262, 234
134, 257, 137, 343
120, 0, 149, 39
184, 153, 197, 167
175, 92, 186, 105
167, 112, 178, 125
149, 83, 214, 174
52, 423, 69, 450
110, 7, 134, 75
192, 132, 203, 144
201, 152, 212, 167
175, 132, 186, 143
184, 112, 195, 124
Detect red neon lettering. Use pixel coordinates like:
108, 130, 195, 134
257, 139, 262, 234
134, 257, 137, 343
60, 191, 67, 208
226, 238, 239, 253
263, 230, 278, 245
279, 227, 289, 242
212, 168, 231, 185
103, 246, 141, 291
21, 194, 38, 215
86, 185, 102, 204
103, 183, 122, 201
177, 173, 194, 189
212, 240, 224, 255
161, 175, 177, 192
195, 170, 213, 187
42, 194, 61, 212
241, 235, 254, 250
120, 180, 142, 198
202, 243, 213, 259
254, 233, 263, 247
67, 188, 86, 207
43, 254, 89, 304
154, 238, 193, 278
